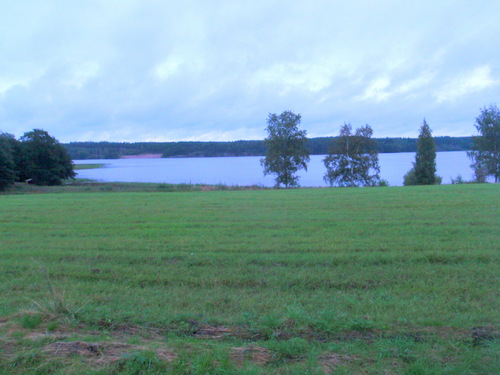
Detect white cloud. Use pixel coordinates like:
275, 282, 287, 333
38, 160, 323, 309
0, 78, 29, 96
357, 77, 392, 102
395, 72, 434, 95
63, 61, 101, 89
435, 66, 497, 103
356, 71, 436, 104
250, 62, 338, 94
153, 57, 182, 81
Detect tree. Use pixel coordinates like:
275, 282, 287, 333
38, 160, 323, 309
260, 111, 310, 188
18, 129, 75, 185
468, 105, 500, 183
0, 132, 17, 190
323, 123, 380, 187
404, 120, 441, 185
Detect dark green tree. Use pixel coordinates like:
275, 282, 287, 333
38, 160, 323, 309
468, 105, 500, 183
261, 111, 310, 188
0, 132, 17, 190
323, 123, 380, 187
404, 120, 441, 185
18, 129, 75, 185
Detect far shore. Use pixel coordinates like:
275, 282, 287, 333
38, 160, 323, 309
119, 153, 163, 159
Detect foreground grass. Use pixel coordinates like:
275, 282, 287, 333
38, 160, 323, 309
3, 181, 265, 194
0, 184, 498, 373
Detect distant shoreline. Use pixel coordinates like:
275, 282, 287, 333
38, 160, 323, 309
65, 136, 473, 160
119, 153, 163, 159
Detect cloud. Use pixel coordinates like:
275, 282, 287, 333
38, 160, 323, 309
435, 66, 497, 103
357, 77, 392, 102
63, 61, 101, 89
0, 78, 30, 96
356, 72, 436, 103
1, 1, 499, 141
250, 62, 336, 94
396, 72, 434, 95
153, 57, 183, 81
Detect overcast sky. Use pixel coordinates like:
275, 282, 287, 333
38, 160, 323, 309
1, 1, 499, 142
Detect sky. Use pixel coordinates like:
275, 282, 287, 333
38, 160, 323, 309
1, 1, 499, 143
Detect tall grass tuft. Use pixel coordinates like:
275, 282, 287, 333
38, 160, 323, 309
24, 261, 88, 323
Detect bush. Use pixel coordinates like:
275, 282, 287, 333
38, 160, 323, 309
378, 179, 389, 187
403, 168, 416, 186
451, 175, 465, 184
404, 167, 442, 186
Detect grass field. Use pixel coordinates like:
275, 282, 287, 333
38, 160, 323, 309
0, 184, 499, 374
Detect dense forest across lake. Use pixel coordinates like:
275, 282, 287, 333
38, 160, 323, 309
65, 136, 473, 159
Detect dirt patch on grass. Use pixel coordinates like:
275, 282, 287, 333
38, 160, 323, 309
318, 352, 362, 374
191, 324, 234, 338
44, 341, 177, 365
471, 326, 499, 346
45, 341, 105, 357
231, 345, 273, 366
26, 331, 71, 340
319, 353, 341, 374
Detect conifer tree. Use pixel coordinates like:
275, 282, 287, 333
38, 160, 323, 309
404, 120, 441, 185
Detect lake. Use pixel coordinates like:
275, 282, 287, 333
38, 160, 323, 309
74, 151, 476, 187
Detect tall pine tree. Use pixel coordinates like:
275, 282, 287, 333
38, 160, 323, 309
404, 120, 441, 185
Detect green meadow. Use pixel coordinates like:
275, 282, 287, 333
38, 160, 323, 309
0, 184, 499, 374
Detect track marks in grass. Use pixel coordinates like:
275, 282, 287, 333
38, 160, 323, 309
2, 322, 498, 374
44, 340, 177, 365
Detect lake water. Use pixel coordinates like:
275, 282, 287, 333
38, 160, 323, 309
74, 151, 476, 187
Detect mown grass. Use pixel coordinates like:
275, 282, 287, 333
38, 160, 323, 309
0, 184, 499, 373
2, 181, 265, 195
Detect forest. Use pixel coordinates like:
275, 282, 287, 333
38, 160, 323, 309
64, 136, 473, 159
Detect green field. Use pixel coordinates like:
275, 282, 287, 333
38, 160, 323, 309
1, 184, 499, 374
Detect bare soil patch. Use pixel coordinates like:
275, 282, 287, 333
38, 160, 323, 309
231, 345, 273, 366
44, 341, 177, 365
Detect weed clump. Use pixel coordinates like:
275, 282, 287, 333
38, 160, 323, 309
21, 262, 89, 325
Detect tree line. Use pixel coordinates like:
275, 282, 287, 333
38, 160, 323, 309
63, 136, 473, 160
1, 105, 498, 190
261, 106, 499, 188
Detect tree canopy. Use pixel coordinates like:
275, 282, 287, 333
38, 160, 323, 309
260, 111, 310, 188
323, 123, 380, 187
15, 129, 75, 186
468, 105, 500, 183
0, 133, 17, 190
